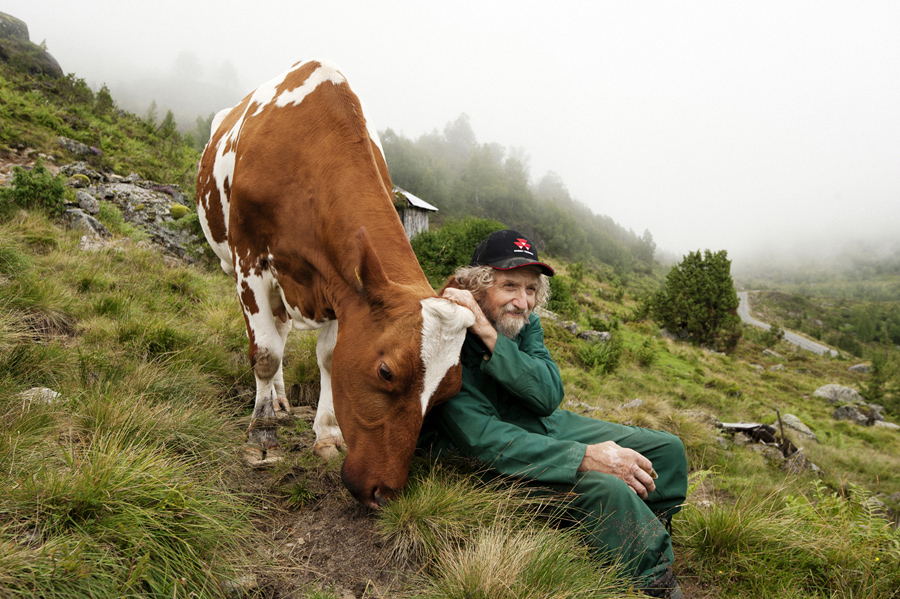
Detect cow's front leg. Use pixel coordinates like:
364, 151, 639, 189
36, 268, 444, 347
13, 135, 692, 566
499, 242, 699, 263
313, 321, 344, 460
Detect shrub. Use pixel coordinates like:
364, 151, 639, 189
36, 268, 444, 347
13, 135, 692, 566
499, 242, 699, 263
0, 158, 70, 218
411, 218, 507, 288
650, 249, 742, 352
576, 334, 623, 375
634, 337, 658, 368
547, 275, 579, 319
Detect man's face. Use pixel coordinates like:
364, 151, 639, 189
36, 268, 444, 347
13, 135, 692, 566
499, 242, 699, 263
478, 267, 540, 339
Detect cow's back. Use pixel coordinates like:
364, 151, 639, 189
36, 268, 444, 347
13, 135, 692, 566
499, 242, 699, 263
196, 60, 425, 310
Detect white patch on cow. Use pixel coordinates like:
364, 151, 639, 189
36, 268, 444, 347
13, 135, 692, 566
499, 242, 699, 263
313, 321, 343, 444
418, 298, 476, 416
274, 62, 346, 109
206, 60, 348, 274
209, 107, 231, 142
196, 190, 233, 274
237, 268, 291, 412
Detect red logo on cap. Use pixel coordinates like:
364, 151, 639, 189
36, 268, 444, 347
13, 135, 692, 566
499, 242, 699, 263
514, 238, 531, 251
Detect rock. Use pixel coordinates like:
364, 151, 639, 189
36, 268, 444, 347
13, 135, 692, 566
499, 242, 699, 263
619, 399, 643, 410
872, 421, 900, 431
750, 364, 764, 372
57, 136, 91, 156
848, 363, 872, 373
770, 364, 786, 371
779, 413, 818, 443
681, 409, 723, 429
222, 573, 259, 599
748, 444, 784, 463
0, 12, 64, 77
833, 404, 883, 426
578, 330, 611, 343
814, 384, 864, 404
565, 399, 598, 414
781, 450, 822, 476
60, 161, 103, 183
762, 349, 784, 359
19, 387, 59, 404
0, 12, 29, 41
65, 208, 110, 238
558, 320, 579, 335
75, 190, 99, 214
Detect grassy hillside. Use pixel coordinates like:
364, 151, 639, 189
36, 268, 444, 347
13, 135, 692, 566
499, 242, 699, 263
2, 61, 899, 598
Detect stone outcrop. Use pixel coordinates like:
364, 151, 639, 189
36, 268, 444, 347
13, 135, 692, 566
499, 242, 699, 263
780, 413, 818, 443
814, 384, 864, 404
59, 161, 199, 262
0, 12, 63, 78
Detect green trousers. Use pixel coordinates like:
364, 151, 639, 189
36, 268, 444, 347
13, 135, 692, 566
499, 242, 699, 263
528, 413, 688, 585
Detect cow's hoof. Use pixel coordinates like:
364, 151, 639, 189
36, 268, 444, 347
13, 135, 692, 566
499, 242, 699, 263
248, 422, 280, 450
313, 438, 343, 461
274, 394, 292, 415
241, 445, 283, 470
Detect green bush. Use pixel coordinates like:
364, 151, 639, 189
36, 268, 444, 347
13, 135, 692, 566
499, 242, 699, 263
576, 334, 623, 375
651, 249, 742, 352
547, 275, 579, 319
411, 218, 507, 288
0, 158, 70, 218
634, 337, 658, 368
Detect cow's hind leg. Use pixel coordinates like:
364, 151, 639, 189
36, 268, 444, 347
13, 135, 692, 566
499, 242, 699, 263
239, 271, 289, 450
312, 321, 344, 460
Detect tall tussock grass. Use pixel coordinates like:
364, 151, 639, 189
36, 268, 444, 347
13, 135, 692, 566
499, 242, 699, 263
676, 481, 900, 598
377, 460, 631, 598
0, 215, 260, 597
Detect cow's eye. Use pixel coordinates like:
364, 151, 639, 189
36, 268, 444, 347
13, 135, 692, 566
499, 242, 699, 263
378, 363, 393, 383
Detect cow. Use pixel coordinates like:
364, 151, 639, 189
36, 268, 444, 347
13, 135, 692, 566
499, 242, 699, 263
195, 60, 474, 509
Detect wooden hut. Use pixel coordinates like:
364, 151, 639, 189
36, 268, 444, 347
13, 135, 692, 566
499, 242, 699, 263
393, 186, 438, 239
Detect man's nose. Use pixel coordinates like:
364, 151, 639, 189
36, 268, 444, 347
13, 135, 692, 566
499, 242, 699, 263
510, 289, 528, 309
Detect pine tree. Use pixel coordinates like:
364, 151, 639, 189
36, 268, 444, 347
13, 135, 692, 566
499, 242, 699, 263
651, 249, 742, 351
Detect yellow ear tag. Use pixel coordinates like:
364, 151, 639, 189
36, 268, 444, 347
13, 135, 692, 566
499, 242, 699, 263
355, 266, 363, 286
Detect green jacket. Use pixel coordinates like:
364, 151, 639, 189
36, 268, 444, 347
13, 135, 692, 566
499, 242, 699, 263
421, 313, 588, 485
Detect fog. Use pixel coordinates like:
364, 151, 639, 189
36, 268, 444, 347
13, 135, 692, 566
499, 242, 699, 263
6, 1, 900, 267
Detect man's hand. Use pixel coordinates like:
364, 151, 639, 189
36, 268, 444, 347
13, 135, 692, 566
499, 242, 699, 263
441, 287, 498, 353
578, 440, 657, 499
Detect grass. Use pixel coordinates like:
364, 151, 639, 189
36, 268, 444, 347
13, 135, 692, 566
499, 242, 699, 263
1, 128, 899, 597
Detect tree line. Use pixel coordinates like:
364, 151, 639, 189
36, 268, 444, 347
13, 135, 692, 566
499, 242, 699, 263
380, 114, 656, 275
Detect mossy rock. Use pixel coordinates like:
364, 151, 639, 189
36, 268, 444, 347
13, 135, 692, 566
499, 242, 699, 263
134, 203, 145, 211
68, 174, 90, 188
169, 204, 190, 220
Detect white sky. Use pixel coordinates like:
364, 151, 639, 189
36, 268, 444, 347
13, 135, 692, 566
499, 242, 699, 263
7, 1, 900, 265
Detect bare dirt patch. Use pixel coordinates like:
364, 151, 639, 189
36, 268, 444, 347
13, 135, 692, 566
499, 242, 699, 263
236, 406, 421, 599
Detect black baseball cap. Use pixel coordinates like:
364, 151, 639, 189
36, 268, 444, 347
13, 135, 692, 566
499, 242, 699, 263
469, 229, 555, 276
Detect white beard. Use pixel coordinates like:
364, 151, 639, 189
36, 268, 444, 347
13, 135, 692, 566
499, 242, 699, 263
489, 305, 530, 339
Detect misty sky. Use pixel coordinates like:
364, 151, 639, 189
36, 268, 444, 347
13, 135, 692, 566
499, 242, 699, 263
7, 1, 900, 265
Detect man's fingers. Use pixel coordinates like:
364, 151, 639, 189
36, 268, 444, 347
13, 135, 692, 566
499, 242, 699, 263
633, 466, 656, 496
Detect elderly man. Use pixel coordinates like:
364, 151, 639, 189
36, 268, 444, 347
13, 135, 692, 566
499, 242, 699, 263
420, 229, 687, 599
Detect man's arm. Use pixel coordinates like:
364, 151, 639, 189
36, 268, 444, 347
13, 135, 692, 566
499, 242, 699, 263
442, 288, 563, 416
482, 319, 564, 416
437, 372, 587, 485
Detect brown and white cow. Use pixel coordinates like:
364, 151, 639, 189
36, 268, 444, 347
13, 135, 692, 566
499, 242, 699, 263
196, 59, 474, 508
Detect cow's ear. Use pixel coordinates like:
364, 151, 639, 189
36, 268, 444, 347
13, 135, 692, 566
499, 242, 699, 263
354, 227, 390, 300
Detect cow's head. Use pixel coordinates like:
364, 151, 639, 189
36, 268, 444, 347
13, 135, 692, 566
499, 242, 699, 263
332, 229, 474, 508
